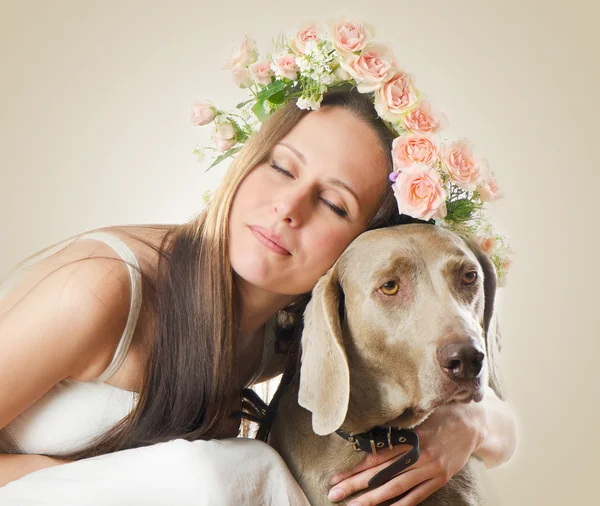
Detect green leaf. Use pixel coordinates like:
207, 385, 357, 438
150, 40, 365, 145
256, 80, 287, 101
267, 89, 287, 105
252, 100, 270, 122
230, 121, 249, 143
235, 130, 249, 143
445, 199, 475, 222
236, 99, 254, 109
207, 145, 243, 170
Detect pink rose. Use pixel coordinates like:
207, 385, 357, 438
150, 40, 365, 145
231, 63, 253, 88
473, 235, 498, 254
289, 24, 320, 55
374, 72, 420, 122
190, 101, 215, 126
340, 44, 396, 92
329, 19, 372, 54
402, 100, 447, 134
478, 173, 503, 202
392, 164, 447, 221
212, 121, 237, 152
332, 59, 352, 82
501, 257, 512, 271
274, 54, 299, 80
392, 134, 439, 169
441, 140, 484, 191
226, 38, 258, 69
249, 59, 274, 85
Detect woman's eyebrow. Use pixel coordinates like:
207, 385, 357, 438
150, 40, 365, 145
328, 178, 361, 209
279, 142, 306, 164
279, 142, 361, 209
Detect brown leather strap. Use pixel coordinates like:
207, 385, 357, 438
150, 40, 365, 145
368, 433, 420, 489
336, 427, 420, 489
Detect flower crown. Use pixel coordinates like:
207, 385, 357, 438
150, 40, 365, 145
191, 19, 512, 286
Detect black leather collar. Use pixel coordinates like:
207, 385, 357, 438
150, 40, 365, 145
335, 426, 420, 489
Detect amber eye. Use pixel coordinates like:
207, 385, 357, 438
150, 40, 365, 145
380, 281, 399, 296
462, 270, 478, 285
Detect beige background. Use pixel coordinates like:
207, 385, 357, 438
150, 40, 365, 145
1, 0, 598, 504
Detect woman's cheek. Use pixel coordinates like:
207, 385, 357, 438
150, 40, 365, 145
312, 229, 353, 267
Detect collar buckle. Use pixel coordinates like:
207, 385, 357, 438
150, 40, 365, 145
347, 435, 361, 452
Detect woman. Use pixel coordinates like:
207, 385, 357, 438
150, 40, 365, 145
0, 90, 516, 505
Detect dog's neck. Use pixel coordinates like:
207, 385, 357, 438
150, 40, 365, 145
273, 376, 419, 499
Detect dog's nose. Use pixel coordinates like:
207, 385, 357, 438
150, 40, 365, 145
437, 342, 485, 381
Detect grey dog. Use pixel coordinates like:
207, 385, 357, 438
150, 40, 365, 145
269, 224, 506, 506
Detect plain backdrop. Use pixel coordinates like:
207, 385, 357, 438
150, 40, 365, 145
1, 1, 599, 504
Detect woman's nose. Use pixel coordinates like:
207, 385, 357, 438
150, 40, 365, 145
273, 187, 312, 226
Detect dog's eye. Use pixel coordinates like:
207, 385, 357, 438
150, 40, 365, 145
380, 281, 399, 296
462, 270, 478, 285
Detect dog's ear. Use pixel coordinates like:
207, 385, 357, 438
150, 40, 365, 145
298, 265, 350, 435
466, 239, 507, 401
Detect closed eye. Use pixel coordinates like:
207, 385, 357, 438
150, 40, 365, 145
270, 161, 293, 178
321, 199, 348, 218
270, 160, 349, 219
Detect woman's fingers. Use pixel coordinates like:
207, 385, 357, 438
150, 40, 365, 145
328, 459, 424, 504
332, 466, 432, 506
329, 444, 412, 486
390, 477, 448, 506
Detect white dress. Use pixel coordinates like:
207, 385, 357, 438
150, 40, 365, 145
0, 232, 309, 505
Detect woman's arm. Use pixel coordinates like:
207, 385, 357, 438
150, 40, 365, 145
0, 455, 68, 488
0, 240, 133, 484
467, 387, 517, 467
327, 389, 517, 505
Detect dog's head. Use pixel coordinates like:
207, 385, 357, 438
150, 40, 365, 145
298, 224, 506, 436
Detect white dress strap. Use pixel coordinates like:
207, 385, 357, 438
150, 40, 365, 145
75, 232, 143, 384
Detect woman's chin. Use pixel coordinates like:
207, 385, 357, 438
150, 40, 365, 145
237, 273, 311, 299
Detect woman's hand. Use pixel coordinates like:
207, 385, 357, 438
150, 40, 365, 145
327, 401, 488, 506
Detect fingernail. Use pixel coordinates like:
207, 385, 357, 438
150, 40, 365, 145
328, 488, 344, 502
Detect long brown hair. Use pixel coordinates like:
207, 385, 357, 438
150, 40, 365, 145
58, 89, 402, 460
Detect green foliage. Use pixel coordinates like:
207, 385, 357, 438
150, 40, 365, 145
236, 99, 254, 109
252, 100, 270, 122
445, 198, 475, 222
256, 80, 288, 101
207, 145, 243, 170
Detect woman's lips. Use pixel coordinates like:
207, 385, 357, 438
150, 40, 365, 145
249, 226, 291, 256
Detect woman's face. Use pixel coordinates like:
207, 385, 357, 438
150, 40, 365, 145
229, 106, 390, 296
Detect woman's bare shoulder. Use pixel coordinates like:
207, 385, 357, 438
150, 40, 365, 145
102, 224, 175, 272
0, 231, 148, 428
0, 224, 173, 372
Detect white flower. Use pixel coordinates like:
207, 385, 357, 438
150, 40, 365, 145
304, 40, 319, 56
294, 38, 337, 84
297, 95, 323, 110
296, 56, 310, 74
321, 73, 335, 85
